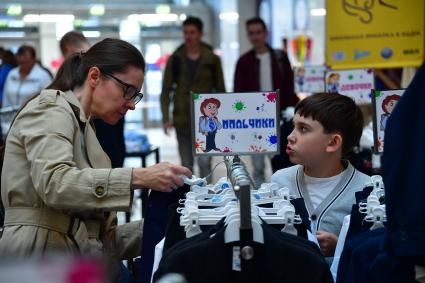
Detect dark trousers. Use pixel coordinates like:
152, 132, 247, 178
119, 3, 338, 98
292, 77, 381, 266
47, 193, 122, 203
205, 130, 217, 151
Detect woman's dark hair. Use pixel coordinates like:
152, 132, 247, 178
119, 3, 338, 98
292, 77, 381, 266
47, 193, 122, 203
48, 38, 146, 92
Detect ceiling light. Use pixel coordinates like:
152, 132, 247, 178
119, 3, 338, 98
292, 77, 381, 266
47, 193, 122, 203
90, 5, 105, 16
310, 8, 326, 16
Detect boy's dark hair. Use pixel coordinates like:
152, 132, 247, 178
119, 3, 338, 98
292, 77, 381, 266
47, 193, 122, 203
246, 17, 267, 31
17, 45, 36, 59
48, 38, 145, 92
295, 92, 364, 156
59, 31, 89, 55
183, 16, 203, 32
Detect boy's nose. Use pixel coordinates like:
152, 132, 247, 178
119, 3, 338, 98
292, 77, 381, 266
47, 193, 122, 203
287, 129, 296, 143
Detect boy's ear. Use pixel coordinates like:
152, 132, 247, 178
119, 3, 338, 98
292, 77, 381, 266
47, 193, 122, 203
326, 133, 343, 153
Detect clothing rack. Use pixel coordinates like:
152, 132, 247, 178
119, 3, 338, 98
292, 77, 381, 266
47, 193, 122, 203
225, 155, 256, 276
225, 155, 253, 230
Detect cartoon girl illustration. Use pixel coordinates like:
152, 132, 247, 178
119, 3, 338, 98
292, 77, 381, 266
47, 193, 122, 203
326, 73, 340, 93
295, 67, 306, 92
199, 98, 222, 152
380, 94, 400, 131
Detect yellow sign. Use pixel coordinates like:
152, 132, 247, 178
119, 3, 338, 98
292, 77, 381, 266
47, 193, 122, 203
326, 1, 424, 69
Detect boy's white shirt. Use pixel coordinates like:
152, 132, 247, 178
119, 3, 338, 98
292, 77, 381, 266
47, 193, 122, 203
304, 169, 346, 209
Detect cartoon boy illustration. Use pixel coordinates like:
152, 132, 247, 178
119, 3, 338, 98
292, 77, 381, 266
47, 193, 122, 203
380, 94, 401, 131
326, 73, 340, 93
199, 98, 222, 152
295, 67, 306, 92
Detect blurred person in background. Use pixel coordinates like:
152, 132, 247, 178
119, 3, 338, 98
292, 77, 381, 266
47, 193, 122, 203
0, 38, 191, 269
2, 45, 52, 108
234, 17, 298, 187
60, 31, 126, 169
160, 16, 225, 179
0, 48, 18, 107
59, 31, 90, 58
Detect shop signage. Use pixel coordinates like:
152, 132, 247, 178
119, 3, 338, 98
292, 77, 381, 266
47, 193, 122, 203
324, 68, 375, 104
191, 91, 280, 155
372, 89, 405, 153
326, 0, 424, 68
294, 65, 326, 94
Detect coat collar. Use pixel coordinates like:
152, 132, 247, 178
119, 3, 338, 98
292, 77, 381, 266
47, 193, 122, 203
174, 42, 215, 60
59, 90, 111, 168
61, 90, 89, 123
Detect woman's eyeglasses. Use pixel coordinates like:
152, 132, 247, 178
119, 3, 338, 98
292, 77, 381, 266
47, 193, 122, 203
102, 72, 144, 104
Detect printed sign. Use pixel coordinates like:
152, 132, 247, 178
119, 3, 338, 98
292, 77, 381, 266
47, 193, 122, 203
372, 89, 405, 153
191, 92, 280, 156
294, 66, 326, 94
326, 0, 424, 69
324, 68, 374, 104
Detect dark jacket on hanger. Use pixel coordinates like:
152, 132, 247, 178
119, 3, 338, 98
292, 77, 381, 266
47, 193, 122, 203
154, 221, 333, 283
382, 62, 425, 264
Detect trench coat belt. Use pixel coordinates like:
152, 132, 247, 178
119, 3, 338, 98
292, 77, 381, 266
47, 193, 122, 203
4, 207, 80, 235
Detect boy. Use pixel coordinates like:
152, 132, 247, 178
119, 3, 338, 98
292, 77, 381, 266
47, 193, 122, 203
271, 92, 371, 258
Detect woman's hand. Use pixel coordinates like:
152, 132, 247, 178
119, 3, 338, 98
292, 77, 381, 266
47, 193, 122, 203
131, 162, 192, 192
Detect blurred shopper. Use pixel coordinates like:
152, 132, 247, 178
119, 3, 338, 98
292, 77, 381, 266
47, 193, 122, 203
0, 48, 18, 107
0, 38, 191, 260
234, 17, 298, 187
160, 16, 225, 178
60, 31, 126, 168
59, 31, 90, 57
2, 45, 52, 108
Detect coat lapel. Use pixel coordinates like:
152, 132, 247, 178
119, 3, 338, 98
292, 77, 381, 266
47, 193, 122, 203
61, 90, 111, 169
84, 119, 111, 168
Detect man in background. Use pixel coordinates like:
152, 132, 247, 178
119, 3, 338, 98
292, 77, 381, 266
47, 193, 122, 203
59, 31, 90, 57
160, 17, 225, 178
234, 17, 298, 187
60, 31, 126, 168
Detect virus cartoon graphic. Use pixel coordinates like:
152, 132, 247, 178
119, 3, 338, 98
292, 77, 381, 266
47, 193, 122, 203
256, 104, 265, 112
263, 92, 277, 103
267, 133, 278, 146
229, 132, 238, 143
232, 100, 246, 112
253, 133, 263, 141
195, 139, 205, 153
192, 93, 202, 100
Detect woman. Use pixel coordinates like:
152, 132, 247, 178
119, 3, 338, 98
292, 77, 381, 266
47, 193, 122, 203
2, 45, 52, 108
0, 38, 191, 258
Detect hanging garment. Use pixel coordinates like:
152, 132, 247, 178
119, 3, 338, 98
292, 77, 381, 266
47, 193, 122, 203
154, 220, 333, 283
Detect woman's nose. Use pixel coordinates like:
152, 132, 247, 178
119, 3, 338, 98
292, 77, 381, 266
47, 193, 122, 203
127, 100, 136, 110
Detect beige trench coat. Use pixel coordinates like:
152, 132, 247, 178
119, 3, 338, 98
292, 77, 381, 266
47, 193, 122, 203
0, 89, 142, 259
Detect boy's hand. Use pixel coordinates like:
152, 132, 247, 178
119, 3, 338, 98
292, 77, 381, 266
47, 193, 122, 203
316, 230, 338, 257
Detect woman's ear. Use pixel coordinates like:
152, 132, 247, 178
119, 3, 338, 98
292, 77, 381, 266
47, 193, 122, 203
326, 133, 343, 153
87, 66, 101, 88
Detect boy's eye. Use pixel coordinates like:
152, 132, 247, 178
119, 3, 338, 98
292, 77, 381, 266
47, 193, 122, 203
299, 126, 308, 133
